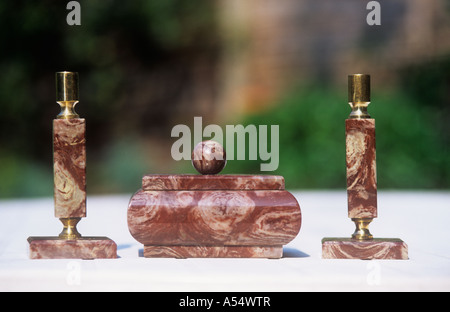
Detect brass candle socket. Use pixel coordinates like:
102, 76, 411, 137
348, 74, 371, 119
58, 217, 82, 240
351, 218, 373, 240
56, 71, 79, 119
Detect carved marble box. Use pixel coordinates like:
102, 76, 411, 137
127, 174, 302, 258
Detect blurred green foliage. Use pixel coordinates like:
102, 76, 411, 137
223, 81, 449, 190
0, 0, 219, 198
0, 1, 448, 198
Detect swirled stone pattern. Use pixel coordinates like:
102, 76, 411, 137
28, 237, 117, 259
128, 175, 301, 258
191, 140, 226, 175
53, 118, 86, 218
142, 174, 285, 191
144, 245, 282, 258
346, 119, 377, 219
322, 238, 408, 260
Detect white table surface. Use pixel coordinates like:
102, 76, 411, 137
0, 190, 449, 292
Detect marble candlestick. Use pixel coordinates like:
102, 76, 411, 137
322, 74, 408, 260
53, 118, 86, 219
346, 118, 377, 221
28, 72, 117, 259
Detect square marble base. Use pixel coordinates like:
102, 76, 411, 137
28, 237, 117, 259
322, 238, 408, 260
143, 245, 282, 259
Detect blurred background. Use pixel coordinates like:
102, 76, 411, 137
0, 0, 449, 198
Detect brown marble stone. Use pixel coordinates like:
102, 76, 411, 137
144, 245, 282, 259
322, 238, 408, 260
53, 118, 86, 218
191, 140, 226, 175
128, 189, 301, 248
28, 237, 117, 259
128, 174, 301, 258
142, 174, 285, 191
346, 119, 377, 219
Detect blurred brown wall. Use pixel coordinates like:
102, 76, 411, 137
215, 0, 450, 120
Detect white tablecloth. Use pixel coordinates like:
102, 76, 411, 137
0, 191, 449, 291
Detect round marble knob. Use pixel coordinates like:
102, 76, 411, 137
191, 140, 226, 175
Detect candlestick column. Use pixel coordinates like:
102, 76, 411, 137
27, 72, 117, 259
346, 74, 377, 240
321, 74, 408, 260
54, 71, 85, 239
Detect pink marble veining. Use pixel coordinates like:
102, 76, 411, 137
142, 174, 285, 191
191, 140, 227, 175
144, 245, 283, 259
346, 119, 377, 219
53, 118, 86, 218
128, 189, 301, 248
28, 237, 117, 259
322, 238, 408, 260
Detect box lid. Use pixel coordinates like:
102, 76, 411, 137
142, 174, 285, 191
